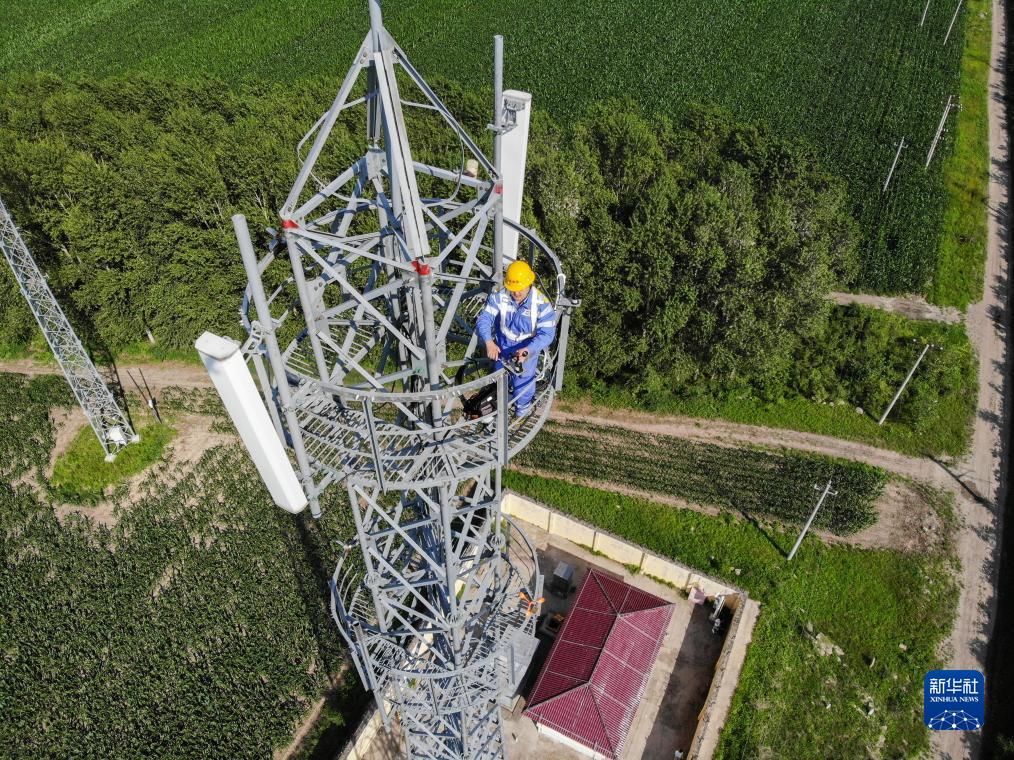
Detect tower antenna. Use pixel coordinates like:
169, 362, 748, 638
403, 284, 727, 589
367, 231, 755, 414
197, 4, 578, 757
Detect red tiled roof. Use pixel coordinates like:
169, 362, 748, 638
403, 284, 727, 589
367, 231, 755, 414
523, 569, 674, 759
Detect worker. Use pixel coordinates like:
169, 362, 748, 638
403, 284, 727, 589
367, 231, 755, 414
475, 260, 557, 418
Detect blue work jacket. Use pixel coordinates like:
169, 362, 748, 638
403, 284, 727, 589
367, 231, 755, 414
475, 287, 557, 356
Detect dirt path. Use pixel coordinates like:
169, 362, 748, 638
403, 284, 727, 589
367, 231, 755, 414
2, 357, 959, 486
933, 1, 1011, 757
830, 291, 963, 324
274, 696, 328, 760
0, 357, 211, 391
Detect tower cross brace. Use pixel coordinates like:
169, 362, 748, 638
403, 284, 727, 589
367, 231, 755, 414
0, 195, 136, 460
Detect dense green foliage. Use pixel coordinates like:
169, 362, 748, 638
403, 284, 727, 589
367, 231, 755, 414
0, 74, 977, 450
573, 303, 977, 456
0, 374, 364, 758
529, 102, 857, 400
49, 420, 176, 503
513, 420, 885, 535
0, 75, 855, 365
504, 471, 957, 759
1, 0, 972, 293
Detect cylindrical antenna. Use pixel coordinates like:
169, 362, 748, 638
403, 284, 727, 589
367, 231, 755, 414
493, 35, 505, 283
234, 214, 321, 518
493, 36, 504, 137
368, 0, 384, 45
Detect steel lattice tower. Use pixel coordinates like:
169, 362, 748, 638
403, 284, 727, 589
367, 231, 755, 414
0, 195, 137, 460
198, 2, 577, 757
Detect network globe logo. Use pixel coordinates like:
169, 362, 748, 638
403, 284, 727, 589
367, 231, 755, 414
924, 670, 984, 731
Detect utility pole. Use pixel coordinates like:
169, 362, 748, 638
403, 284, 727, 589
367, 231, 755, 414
920, 0, 931, 27
787, 481, 838, 561
943, 0, 963, 45
926, 96, 955, 168
878, 343, 933, 425
883, 137, 906, 192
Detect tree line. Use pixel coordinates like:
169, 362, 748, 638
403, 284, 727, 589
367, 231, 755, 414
0, 74, 972, 430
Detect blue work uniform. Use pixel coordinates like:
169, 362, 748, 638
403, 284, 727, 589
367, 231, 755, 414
475, 287, 557, 415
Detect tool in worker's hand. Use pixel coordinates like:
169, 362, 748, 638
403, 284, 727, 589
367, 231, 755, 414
503, 348, 529, 376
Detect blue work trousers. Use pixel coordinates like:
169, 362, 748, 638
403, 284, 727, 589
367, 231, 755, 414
497, 351, 539, 413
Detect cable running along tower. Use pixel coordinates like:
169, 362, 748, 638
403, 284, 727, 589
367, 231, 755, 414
196, 2, 576, 758
0, 195, 137, 460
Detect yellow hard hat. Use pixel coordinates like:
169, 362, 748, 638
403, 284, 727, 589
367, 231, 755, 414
504, 260, 535, 292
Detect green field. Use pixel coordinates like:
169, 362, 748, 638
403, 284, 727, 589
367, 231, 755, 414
0, 0, 982, 296
504, 471, 957, 759
514, 420, 886, 535
0, 374, 363, 758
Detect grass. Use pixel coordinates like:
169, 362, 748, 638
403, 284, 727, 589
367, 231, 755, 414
0, 329, 57, 364
504, 471, 958, 759
289, 673, 365, 760
561, 389, 970, 459
50, 419, 176, 502
930, 0, 992, 308
0, 341, 33, 360
117, 340, 204, 366
563, 305, 979, 459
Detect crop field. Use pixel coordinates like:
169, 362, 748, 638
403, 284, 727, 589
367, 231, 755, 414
513, 420, 886, 535
504, 472, 958, 759
0, 0, 983, 296
0, 374, 363, 758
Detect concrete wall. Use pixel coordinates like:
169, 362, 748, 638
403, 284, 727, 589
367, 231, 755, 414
592, 531, 644, 568
502, 489, 758, 760
549, 512, 596, 548
502, 490, 740, 600
688, 599, 761, 759
336, 706, 381, 760
502, 491, 550, 530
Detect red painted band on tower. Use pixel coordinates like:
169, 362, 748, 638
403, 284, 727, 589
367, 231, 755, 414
411, 260, 432, 276
281, 219, 299, 229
